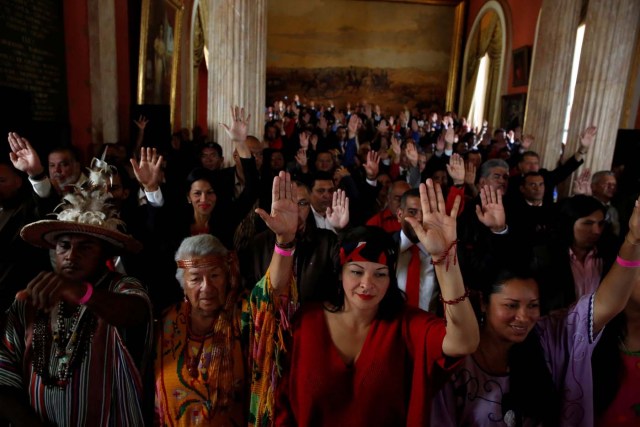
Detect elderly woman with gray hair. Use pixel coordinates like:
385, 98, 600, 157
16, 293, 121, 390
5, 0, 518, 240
154, 171, 299, 427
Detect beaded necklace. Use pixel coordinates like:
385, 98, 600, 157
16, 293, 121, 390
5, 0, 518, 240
32, 301, 96, 388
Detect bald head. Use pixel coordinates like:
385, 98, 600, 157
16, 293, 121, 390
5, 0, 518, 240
388, 181, 411, 216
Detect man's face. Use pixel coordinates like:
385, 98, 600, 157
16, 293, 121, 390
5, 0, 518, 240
55, 234, 106, 282
336, 127, 346, 141
479, 166, 509, 194
591, 175, 617, 202
266, 126, 277, 141
48, 151, 80, 192
519, 155, 540, 174
107, 173, 130, 208
397, 196, 422, 243
315, 153, 334, 172
520, 175, 545, 204
270, 152, 285, 171
388, 182, 410, 216
310, 180, 335, 214
0, 164, 23, 203
200, 147, 223, 170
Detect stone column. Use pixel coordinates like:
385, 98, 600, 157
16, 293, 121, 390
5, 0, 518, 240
566, 0, 640, 175
523, 0, 582, 168
207, 0, 266, 162
87, 0, 119, 145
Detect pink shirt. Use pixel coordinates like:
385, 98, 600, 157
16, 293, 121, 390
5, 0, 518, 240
569, 248, 602, 299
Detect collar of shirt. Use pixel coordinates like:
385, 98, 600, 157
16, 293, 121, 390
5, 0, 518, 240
399, 230, 427, 254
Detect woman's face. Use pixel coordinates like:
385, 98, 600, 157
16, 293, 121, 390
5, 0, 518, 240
184, 265, 227, 317
573, 210, 605, 250
484, 278, 540, 344
188, 179, 216, 216
341, 261, 390, 311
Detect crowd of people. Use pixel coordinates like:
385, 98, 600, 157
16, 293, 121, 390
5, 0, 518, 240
0, 97, 639, 426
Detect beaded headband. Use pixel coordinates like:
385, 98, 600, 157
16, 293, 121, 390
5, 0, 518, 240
339, 241, 388, 266
176, 254, 230, 269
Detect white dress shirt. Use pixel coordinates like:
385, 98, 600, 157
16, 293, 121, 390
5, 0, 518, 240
396, 230, 436, 312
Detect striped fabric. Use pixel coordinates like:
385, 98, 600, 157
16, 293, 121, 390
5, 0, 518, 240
0, 273, 152, 426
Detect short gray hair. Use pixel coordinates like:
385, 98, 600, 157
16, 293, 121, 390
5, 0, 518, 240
591, 170, 614, 184
479, 159, 509, 179
174, 234, 228, 288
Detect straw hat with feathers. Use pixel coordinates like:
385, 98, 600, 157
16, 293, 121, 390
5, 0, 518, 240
20, 155, 142, 253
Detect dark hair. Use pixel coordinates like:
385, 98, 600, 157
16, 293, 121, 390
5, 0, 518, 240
324, 226, 405, 320
310, 171, 334, 190
521, 171, 543, 182
592, 312, 626, 417
556, 195, 606, 246
185, 167, 216, 195
400, 188, 420, 209
480, 267, 560, 425
198, 141, 223, 158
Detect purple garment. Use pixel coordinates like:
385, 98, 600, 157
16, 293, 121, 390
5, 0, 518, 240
431, 294, 599, 427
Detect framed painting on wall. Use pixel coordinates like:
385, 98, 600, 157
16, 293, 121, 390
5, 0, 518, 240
266, 0, 465, 114
512, 45, 531, 87
501, 93, 527, 129
137, 0, 184, 128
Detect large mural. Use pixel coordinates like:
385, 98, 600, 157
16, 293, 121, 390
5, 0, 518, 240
267, 0, 457, 114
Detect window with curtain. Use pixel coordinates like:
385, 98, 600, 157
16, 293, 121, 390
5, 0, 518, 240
468, 54, 490, 130
561, 24, 586, 145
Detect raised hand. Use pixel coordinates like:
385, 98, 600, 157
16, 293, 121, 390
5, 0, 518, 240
133, 115, 149, 130
364, 150, 380, 180
255, 171, 298, 242
333, 166, 351, 184
464, 161, 477, 186
405, 179, 460, 259
579, 126, 597, 150
405, 141, 419, 167
299, 131, 309, 150
326, 189, 349, 230
572, 168, 592, 196
130, 147, 164, 192
220, 105, 251, 143
8, 132, 44, 176
390, 134, 402, 160
521, 134, 534, 150
475, 185, 506, 232
446, 153, 465, 186
295, 149, 308, 169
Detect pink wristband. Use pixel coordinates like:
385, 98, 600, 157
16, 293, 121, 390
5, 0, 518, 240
616, 256, 640, 268
78, 282, 94, 304
274, 245, 295, 257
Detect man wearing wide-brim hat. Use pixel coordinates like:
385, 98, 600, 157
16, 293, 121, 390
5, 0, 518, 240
0, 158, 152, 426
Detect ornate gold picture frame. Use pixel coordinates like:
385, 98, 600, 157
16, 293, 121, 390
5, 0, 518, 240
137, 0, 184, 127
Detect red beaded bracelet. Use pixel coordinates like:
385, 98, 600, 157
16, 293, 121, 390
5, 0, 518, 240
439, 287, 470, 305
430, 240, 458, 271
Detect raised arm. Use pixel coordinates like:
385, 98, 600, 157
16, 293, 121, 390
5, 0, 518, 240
592, 195, 640, 334
255, 171, 298, 293
406, 178, 480, 357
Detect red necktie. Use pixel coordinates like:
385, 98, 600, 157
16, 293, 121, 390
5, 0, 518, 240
406, 245, 421, 307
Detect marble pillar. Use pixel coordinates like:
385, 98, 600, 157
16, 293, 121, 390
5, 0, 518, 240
523, 0, 582, 168
566, 0, 640, 174
87, 0, 120, 145
207, 0, 267, 163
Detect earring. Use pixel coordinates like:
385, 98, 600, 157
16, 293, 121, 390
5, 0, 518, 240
479, 312, 486, 327
184, 295, 189, 303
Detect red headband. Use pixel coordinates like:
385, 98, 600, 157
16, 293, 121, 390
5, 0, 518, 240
339, 241, 387, 266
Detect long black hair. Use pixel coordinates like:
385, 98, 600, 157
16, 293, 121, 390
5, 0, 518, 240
324, 226, 405, 320
481, 267, 561, 426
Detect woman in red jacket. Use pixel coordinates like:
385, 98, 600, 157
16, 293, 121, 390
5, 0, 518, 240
272, 178, 479, 426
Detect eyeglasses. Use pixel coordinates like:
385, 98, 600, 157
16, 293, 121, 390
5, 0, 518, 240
297, 200, 310, 207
